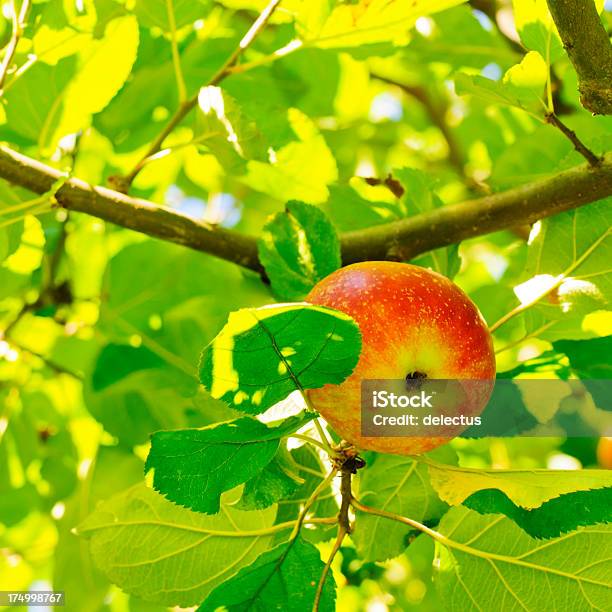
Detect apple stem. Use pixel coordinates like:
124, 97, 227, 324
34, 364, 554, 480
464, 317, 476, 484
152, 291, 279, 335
312, 454, 362, 612
338, 468, 353, 534
312, 522, 347, 612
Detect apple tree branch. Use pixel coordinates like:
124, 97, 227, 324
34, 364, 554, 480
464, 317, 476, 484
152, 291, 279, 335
545, 0, 612, 115
1, 146, 611, 272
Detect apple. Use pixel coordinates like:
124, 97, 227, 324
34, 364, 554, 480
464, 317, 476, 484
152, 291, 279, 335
306, 262, 496, 455
597, 437, 612, 469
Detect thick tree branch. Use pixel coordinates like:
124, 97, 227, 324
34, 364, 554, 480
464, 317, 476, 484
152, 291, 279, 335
340, 155, 612, 264
546, 0, 612, 115
0, 146, 262, 271
1, 146, 611, 271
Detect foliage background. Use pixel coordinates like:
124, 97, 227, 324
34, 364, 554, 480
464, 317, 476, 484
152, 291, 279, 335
0, 0, 611, 610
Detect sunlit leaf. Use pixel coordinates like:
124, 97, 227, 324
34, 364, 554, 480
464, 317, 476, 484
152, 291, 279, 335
134, 0, 210, 31
258, 201, 341, 300
78, 485, 277, 607
53, 16, 140, 143
512, 0, 564, 63
455, 51, 548, 114
309, 0, 467, 49
427, 459, 612, 507
196, 85, 269, 172
520, 198, 612, 340
244, 110, 338, 204
199, 303, 362, 414
435, 506, 612, 610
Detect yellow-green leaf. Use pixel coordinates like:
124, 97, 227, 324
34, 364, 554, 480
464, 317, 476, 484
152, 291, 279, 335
426, 459, 612, 508
77, 484, 277, 607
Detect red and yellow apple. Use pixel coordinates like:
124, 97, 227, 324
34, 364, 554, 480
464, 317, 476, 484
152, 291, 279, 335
307, 262, 496, 455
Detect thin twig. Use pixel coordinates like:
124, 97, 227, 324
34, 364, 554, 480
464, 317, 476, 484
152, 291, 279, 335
290, 468, 338, 539
0, 204, 53, 228
545, 113, 602, 166
313, 454, 364, 611
337, 466, 353, 533
0, 0, 31, 93
9, 339, 84, 379
166, 0, 187, 102
351, 498, 438, 539
312, 524, 347, 612
312, 417, 335, 454
0, 193, 50, 217
371, 74, 467, 178
288, 433, 329, 453
121, 0, 282, 189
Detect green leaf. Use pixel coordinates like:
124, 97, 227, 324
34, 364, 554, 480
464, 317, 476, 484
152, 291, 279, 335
519, 198, 612, 340
237, 447, 303, 511
199, 303, 362, 414
98, 241, 269, 364
84, 366, 201, 447
353, 447, 456, 561
94, 0, 129, 37
426, 459, 612, 508
257, 201, 341, 301
53, 16, 140, 146
54, 445, 145, 612
91, 343, 165, 390
197, 537, 336, 612
134, 0, 209, 31
244, 109, 338, 204
412, 243, 461, 279
490, 122, 575, 189
512, 0, 564, 62
196, 85, 269, 172
77, 484, 277, 607
455, 51, 547, 114
145, 414, 311, 514
464, 487, 612, 539
405, 5, 516, 70
1, 16, 137, 150
504, 50, 548, 103
0, 220, 23, 264
322, 184, 403, 231
305, 0, 467, 49
455, 72, 524, 108
435, 506, 612, 611
95, 33, 237, 152
554, 336, 612, 378
0, 58, 76, 147
554, 336, 612, 411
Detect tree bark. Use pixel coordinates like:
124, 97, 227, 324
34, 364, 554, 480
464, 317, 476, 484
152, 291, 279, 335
546, 0, 612, 115
1, 146, 611, 271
